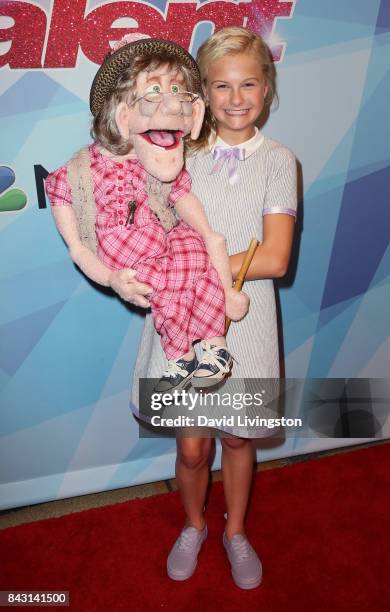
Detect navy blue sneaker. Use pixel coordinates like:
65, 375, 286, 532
154, 355, 199, 394
191, 341, 233, 389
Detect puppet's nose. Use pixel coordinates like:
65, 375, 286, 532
160, 94, 183, 116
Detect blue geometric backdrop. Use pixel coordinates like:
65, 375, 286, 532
1, 0, 389, 509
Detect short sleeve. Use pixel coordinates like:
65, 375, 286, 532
168, 168, 192, 206
45, 165, 72, 207
263, 148, 297, 219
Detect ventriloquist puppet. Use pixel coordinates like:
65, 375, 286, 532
45, 34, 248, 393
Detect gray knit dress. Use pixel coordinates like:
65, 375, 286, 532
131, 134, 297, 438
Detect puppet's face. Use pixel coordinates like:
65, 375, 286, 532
115, 64, 205, 181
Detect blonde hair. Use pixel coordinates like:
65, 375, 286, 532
192, 27, 278, 152
91, 54, 198, 156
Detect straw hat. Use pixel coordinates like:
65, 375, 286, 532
90, 36, 201, 117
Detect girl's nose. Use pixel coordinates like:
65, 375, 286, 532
230, 87, 244, 106
160, 94, 182, 116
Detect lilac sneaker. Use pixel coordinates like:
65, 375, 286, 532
223, 533, 262, 589
167, 525, 208, 581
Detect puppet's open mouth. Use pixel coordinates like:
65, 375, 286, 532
141, 130, 184, 150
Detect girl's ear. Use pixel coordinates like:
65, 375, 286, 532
115, 102, 131, 139
201, 83, 209, 107
191, 97, 205, 140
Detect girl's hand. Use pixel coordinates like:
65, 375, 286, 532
109, 269, 152, 307
225, 287, 250, 321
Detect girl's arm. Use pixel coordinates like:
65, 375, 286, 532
230, 214, 295, 281
52, 206, 152, 307
231, 145, 297, 281
174, 192, 249, 321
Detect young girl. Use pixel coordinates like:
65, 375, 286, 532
132, 27, 297, 589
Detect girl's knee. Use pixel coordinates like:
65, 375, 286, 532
221, 436, 251, 451
177, 438, 211, 470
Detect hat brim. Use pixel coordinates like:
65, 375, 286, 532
90, 38, 201, 117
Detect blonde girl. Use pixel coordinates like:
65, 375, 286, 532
132, 26, 297, 589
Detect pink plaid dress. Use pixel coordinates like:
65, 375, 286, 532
46, 144, 225, 359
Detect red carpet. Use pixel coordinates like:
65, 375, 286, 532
1, 443, 389, 611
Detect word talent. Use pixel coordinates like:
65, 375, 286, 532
1, 0, 294, 69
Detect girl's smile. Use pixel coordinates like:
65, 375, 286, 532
224, 109, 251, 115
205, 52, 268, 144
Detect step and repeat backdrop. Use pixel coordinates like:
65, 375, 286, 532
1, 0, 389, 509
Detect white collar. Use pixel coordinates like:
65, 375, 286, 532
209, 127, 265, 159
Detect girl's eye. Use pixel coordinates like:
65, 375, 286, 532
171, 84, 181, 93
215, 83, 228, 89
243, 82, 256, 88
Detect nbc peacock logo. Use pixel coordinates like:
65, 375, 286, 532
0, 165, 27, 212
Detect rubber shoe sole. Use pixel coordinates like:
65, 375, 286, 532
167, 560, 198, 581
191, 357, 233, 389
231, 571, 262, 590
191, 374, 228, 389
153, 370, 196, 395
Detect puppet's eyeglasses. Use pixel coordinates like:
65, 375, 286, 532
130, 91, 199, 117
131, 91, 199, 105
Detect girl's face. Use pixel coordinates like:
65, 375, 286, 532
205, 52, 268, 145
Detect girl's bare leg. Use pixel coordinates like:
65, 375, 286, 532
175, 435, 212, 531
221, 437, 254, 539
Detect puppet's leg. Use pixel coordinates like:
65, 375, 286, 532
151, 227, 234, 392
149, 288, 200, 394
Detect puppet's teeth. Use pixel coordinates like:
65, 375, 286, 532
152, 144, 165, 151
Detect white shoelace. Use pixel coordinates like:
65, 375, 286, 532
199, 341, 231, 374
177, 528, 199, 551
162, 359, 189, 379
230, 536, 251, 561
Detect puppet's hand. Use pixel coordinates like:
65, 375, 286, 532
225, 288, 250, 321
109, 269, 152, 308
